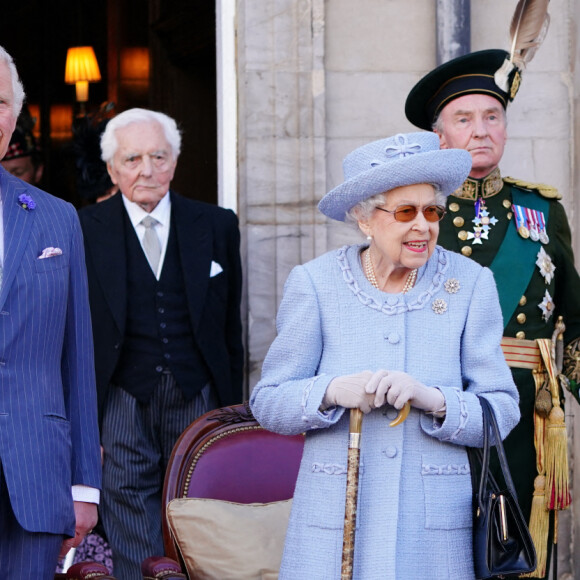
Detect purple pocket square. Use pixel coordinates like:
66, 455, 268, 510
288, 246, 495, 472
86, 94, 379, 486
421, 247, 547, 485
38, 247, 63, 259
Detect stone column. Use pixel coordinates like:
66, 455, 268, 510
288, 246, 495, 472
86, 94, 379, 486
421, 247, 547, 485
237, 0, 328, 388
436, 0, 470, 63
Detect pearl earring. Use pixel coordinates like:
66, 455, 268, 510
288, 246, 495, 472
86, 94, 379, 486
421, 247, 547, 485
366, 235, 372, 241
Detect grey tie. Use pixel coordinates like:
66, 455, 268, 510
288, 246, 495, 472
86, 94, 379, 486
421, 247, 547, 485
141, 215, 161, 274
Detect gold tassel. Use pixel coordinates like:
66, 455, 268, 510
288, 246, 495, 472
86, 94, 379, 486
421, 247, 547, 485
521, 475, 548, 577
544, 403, 571, 509
521, 370, 549, 578
537, 339, 571, 511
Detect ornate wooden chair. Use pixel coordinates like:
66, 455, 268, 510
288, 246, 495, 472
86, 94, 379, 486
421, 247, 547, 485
143, 402, 304, 578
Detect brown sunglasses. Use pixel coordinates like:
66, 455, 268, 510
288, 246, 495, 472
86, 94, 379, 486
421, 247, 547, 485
376, 204, 447, 223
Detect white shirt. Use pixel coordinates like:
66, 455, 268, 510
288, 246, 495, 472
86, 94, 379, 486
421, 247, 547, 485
121, 191, 171, 280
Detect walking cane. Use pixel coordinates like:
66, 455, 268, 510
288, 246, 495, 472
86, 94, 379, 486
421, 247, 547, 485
341, 402, 410, 579
341, 408, 363, 580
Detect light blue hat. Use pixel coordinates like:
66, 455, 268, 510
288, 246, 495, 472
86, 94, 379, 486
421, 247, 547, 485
318, 132, 472, 222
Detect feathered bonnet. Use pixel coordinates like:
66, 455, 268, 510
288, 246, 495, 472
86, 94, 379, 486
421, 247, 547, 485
405, 0, 551, 130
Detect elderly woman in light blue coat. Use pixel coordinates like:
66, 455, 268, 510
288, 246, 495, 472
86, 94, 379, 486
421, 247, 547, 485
250, 132, 520, 579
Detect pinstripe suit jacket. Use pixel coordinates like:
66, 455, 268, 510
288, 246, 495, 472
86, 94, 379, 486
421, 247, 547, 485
0, 167, 101, 536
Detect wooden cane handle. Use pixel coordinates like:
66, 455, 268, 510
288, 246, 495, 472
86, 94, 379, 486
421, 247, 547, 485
389, 401, 411, 427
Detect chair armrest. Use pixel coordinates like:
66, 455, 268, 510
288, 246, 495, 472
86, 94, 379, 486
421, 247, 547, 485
142, 556, 187, 579
55, 561, 116, 579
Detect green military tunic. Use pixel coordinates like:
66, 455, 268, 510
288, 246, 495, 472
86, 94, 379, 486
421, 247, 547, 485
437, 168, 580, 525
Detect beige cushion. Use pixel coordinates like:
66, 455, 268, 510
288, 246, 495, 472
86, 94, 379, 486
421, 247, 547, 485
166, 498, 292, 580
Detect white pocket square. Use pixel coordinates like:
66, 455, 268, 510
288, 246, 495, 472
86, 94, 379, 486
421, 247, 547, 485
38, 247, 63, 259
210, 261, 223, 277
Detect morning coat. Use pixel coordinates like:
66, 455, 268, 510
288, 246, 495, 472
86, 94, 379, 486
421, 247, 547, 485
250, 243, 520, 579
78, 190, 244, 423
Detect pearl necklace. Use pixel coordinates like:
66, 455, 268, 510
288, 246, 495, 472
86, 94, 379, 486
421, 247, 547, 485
363, 248, 417, 293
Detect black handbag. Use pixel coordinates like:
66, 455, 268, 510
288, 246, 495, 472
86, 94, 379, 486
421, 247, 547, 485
468, 397, 537, 579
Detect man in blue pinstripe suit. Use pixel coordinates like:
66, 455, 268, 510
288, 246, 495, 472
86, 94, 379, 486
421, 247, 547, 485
0, 46, 102, 579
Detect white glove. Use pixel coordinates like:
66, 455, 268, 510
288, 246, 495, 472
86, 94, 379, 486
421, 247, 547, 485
322, 371, 376, 414
364, 370, 445, 414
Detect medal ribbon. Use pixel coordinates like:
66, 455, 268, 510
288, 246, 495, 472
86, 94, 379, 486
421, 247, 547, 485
491, 189, 549, 328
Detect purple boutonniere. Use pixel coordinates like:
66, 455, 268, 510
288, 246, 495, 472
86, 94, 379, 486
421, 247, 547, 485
18, 193, 36, 211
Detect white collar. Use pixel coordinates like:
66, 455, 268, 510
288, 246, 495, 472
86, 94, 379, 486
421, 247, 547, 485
121, 191, 171, 227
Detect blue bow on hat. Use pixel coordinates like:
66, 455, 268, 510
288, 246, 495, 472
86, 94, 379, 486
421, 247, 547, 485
318, 132, 472, 222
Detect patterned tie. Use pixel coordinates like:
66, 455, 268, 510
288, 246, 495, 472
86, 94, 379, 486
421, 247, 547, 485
141, 215, 161, 274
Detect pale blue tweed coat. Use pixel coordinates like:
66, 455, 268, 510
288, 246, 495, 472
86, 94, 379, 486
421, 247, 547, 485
250, 244, 520, 580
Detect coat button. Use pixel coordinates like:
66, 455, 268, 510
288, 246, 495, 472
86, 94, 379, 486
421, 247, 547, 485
384, 332, 400, 344
385, 446, 397, 458
461, 246, 472, 257
453, 216, 465, 227
386, 296, 399, 306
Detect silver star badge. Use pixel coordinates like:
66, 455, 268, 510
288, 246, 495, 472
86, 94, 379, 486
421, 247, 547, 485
538, 290, 555, 322
535, 247, 556, 285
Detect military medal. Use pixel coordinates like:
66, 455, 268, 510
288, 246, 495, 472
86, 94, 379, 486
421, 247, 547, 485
466, 227, 488, 244
512, 204, 548, 243
536, 247, 555, 284
525, 207, 540, 242
512, 204, 530, 239
538, 289, 555, 322
537, 210, 549, 244
468, 198, 497, 244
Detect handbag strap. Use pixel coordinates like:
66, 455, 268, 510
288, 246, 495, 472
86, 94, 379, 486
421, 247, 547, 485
477, 398, 518, 506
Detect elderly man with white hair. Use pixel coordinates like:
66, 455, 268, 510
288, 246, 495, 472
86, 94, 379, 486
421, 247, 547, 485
79, 108, 244, 579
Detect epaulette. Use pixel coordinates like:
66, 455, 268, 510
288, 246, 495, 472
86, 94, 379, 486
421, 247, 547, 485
504, 176, 562, 200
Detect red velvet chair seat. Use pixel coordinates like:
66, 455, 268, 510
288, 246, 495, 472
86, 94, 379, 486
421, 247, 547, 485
161, 402, 304, 565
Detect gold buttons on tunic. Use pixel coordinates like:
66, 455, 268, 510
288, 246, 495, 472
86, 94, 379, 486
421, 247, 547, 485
507, 212, 513, 220
458, 230, 468, 241
449, 202, 460, 212
503, 199, 511, 209
453, 216, 465, 227
461, 246, 472, 257
516, 331, 526, 340
516, 313, 527, 324
519, 296, 527, 306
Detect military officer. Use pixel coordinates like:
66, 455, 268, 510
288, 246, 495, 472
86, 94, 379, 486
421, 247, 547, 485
405, 49, 580, 579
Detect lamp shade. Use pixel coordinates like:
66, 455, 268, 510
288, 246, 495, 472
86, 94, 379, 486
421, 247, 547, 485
65, 46, 101, 84
65, 46, 101, 103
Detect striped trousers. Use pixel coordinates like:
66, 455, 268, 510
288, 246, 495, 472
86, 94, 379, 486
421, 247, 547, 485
101, 373, 218, 580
